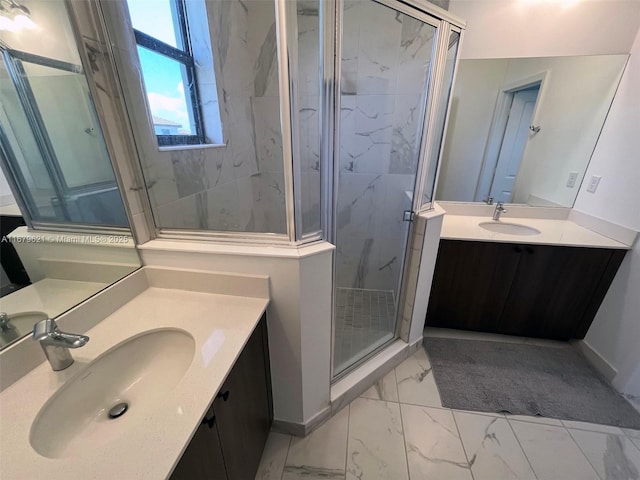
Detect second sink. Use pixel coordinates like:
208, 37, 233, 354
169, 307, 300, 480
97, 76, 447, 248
479, 221, 541, 236
30, 328, 195, 459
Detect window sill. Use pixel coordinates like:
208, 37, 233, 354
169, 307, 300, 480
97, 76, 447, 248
158, 143, 226, 152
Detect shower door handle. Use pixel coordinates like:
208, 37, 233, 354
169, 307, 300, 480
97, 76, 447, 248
403, 210, 415, 222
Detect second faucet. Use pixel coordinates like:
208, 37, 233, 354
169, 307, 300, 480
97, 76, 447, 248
493, 202, 507, 221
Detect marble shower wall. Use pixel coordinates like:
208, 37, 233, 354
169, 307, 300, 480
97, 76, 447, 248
133, 0, 287, 233
335, 0, 436, 292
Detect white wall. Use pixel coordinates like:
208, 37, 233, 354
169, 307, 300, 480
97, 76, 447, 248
509, 55, 626, 206
139, 242, 334, 427
437, 59, 508, 201
574, 28, 640, 396
0, 0, 81, 64
449, 0, 640, 59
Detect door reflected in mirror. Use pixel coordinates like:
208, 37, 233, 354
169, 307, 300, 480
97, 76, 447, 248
0, 0, 141, 351
436, 54, 628, 207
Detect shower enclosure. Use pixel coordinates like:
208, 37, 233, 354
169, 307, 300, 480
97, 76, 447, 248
331, 0, 460, 375
0, 48, 128, 228
97, 0, 463, 379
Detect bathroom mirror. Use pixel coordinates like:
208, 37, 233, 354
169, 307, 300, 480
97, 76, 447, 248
0, 0, 141, 350
435, 54, 628, 207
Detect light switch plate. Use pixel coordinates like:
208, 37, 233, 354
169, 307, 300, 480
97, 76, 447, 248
567, 171, 579, 188
586, 175, 602, 193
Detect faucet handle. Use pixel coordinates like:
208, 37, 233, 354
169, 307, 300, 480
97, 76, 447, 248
33, 318, 56, 340
33, 318, 89, 347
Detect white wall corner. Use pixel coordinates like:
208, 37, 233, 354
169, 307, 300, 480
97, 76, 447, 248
409, 206, 446, 344
573, 339, 617, 382
299, 245, 334, 423
573, 27, 640, 397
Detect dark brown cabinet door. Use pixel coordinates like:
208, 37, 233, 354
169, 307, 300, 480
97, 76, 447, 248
426, 240, 626, 340
214, 315, 272, 480
170, 315, 272, 480
500, 245, 617, 339
170, 406, 228, 480
426, 240, 521, 333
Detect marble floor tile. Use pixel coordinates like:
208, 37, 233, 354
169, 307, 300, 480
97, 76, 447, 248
360, 369, 399, 402
561, 419, 624, 435
453, 411, 536, 480
624, 428, 640, 450
395, 348, 442, 407
401, 404, 472, 480
346, 397, 408, 480
504, 414, 563, 426
569, 428, 640, 479
283, 407, 349, 480
510, 420, 600, 480
255, 432, 291, 480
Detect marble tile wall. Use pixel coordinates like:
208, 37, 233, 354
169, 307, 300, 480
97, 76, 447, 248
134, 0, 438, 242
335, 1, 435, 292
135, 0, 287, 234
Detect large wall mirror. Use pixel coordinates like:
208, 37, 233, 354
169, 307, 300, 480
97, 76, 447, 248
436, 54, 628, 207
0, 0, 141, 350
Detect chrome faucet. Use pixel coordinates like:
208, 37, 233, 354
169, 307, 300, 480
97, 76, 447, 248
493, 202, 507, 221
33, 318, 89, 371
0, 312, 12, 333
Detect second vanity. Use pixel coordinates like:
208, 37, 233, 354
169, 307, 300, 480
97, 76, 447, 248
426, 203, 634, 340
0, 267, 272, 479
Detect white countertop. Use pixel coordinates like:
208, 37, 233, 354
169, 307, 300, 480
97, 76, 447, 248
0, 286, 268, 479
441, 215, 630, 249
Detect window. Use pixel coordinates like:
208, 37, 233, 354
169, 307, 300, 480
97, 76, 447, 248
126, 0, 205, 146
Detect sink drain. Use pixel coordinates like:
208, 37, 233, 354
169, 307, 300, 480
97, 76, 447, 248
108, 402, 129, 419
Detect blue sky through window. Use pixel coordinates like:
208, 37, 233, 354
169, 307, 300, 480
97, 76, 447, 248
127, 0, 191, 134
127, 0, 182, 48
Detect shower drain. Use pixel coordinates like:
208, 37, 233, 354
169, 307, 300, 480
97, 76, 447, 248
108, 402, 129, 419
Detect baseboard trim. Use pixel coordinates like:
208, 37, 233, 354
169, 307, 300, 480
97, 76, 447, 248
303, 406, 333, 435
271, 419, 305, 437
271, 405, 332, 437
573, 339, 617, 382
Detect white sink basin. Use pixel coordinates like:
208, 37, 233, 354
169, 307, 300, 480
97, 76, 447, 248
30, 329, 195, 458
479, 221, 541, 236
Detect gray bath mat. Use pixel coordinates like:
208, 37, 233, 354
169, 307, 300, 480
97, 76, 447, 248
424, 337, 640, 429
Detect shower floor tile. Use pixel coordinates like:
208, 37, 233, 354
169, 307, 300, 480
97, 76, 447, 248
334, 288, 396, 375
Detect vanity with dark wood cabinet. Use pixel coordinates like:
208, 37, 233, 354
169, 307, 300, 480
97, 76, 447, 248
426, 240, 626, 340
170, 314, 272, 480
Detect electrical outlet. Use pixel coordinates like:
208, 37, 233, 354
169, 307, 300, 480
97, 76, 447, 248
566, 171, 579, 188
586, 175, 602, 193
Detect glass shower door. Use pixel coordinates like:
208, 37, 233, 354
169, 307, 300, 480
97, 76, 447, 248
333, 0, 439, 376
0, 49, 128, 227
